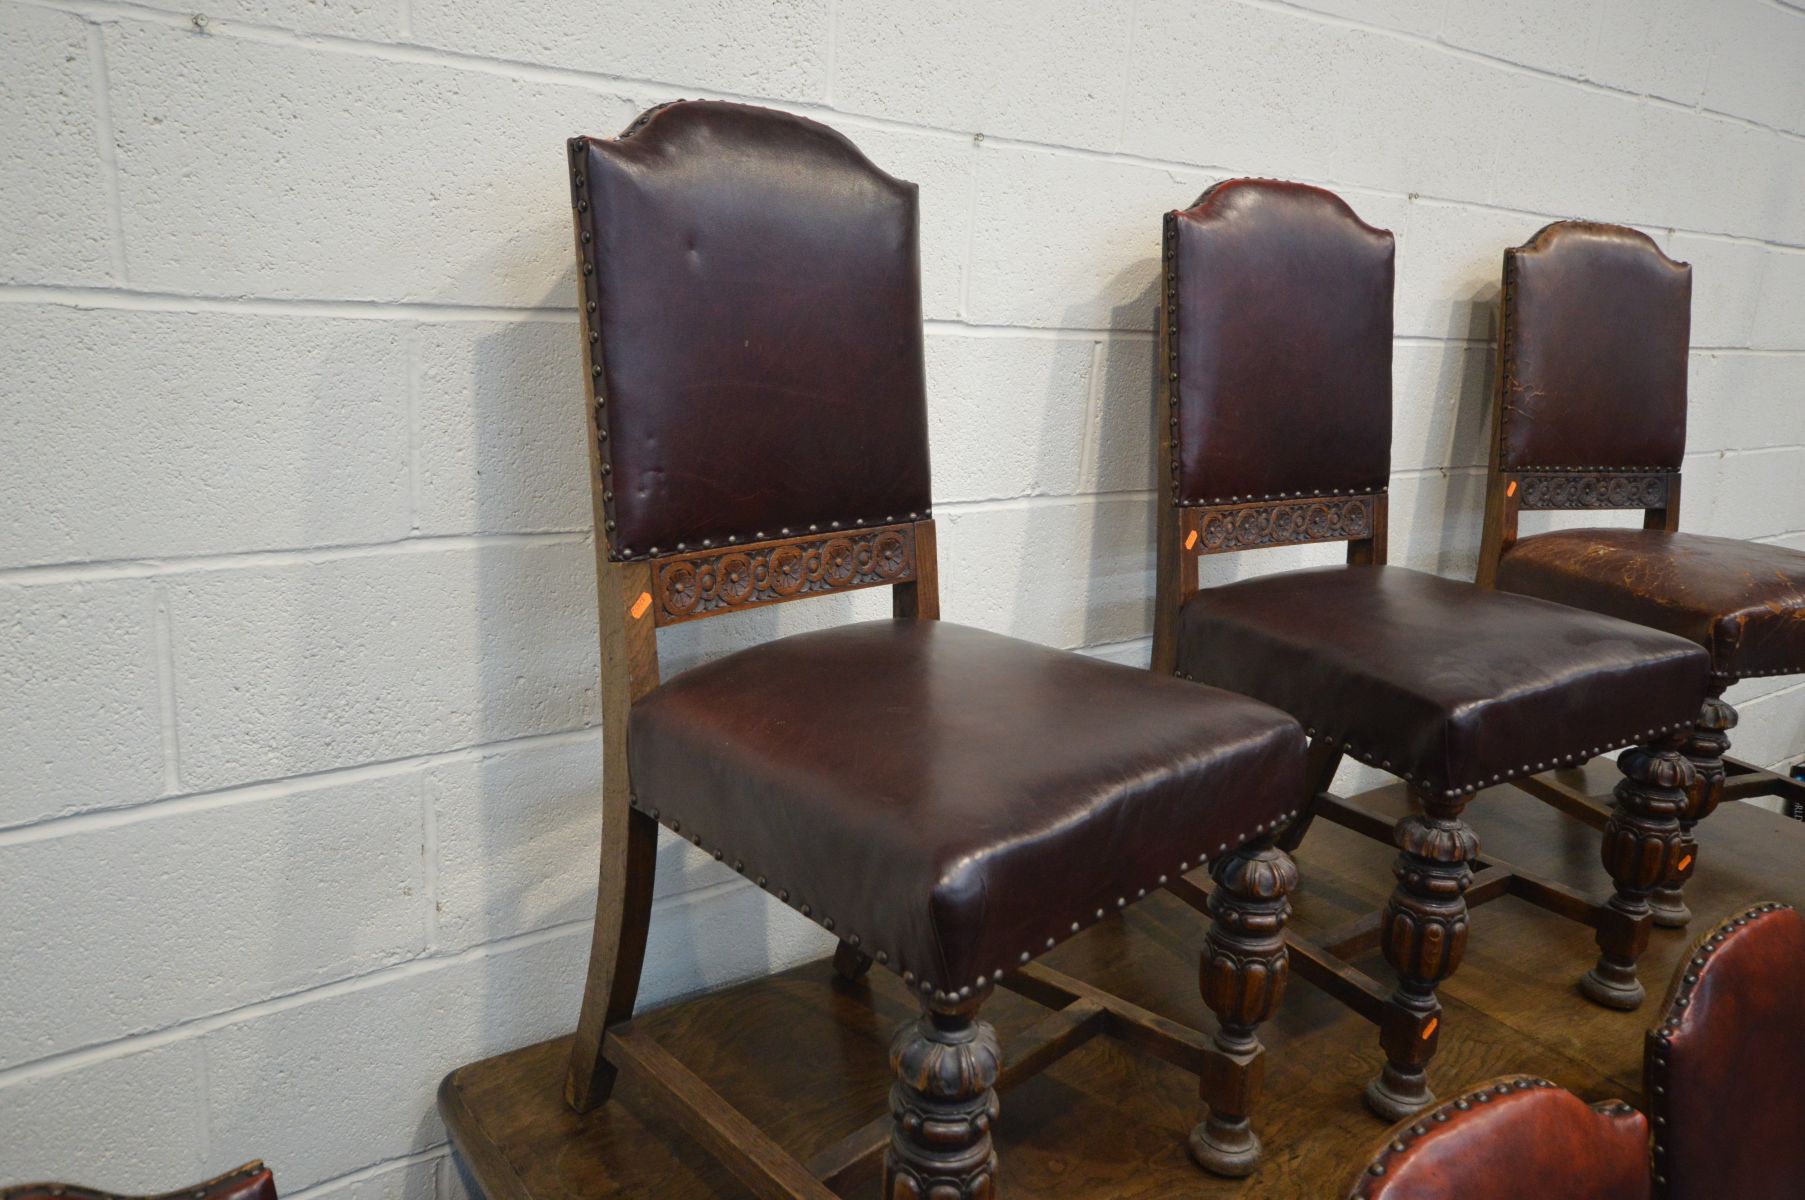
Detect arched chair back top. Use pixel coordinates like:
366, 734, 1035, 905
1165, 178, 1395, 508
1344, 1076, 1649, 1200
1500, 220, 1691, 474
1649, 901, 1805, 1200
570, 99, 932, 563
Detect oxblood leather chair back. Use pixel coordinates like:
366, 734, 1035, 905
1649, 901, 1805, 1200
1497, 221, 1691, 477
1344, 1077, 1649, 1200
570, 99, 932, 564
1478, 222, 1692, 585
1164, 178, 1394, 507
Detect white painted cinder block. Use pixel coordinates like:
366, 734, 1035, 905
834, 0, 1132, 149
1703, 0, 1805, 136
165, 541, 599, 789
0, 6, 114, 286
1667, 232, 1768, 350
0, 772, 425, 1064
1279, 0, 1447, 38
1588, 0, 1716, 105
1, 307, 412, 567
104, 22, 637, 305
0, 581, 164, 830
412, 0, 831, 103
202, 928, 586, 1191
304, 1154, 440, 1200
1752, 251, 1805, 350
925, 331, 1097, 503
415, 319, 591, 537
0, 1041, 210, 1191
965, 144, 1210, 329
127, 0, 402, 38
1441, 0, 1602, 79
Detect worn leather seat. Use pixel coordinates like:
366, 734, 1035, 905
630, 619, 1305, 994
1498, 528, 1805, 682
1178, 564, 1708, 798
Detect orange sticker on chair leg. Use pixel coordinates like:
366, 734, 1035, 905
1677, 854, 1693, 872
1507, 479, 1518, 497
1185, 530, 1198, 550
631, 592, 653, 620
1422, 1017, 1438, 1040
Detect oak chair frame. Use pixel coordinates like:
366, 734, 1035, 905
559, 133, 1298, 1195
1475, 239, 1805, 924
1149, 204, 1694, 1125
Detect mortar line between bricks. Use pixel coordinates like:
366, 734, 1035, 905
420, 771, 440, 951
0, 916, 596, 1089
27, 0, 1805, 157
151, 584, 182, 795
82, 21, 128, 284
1243, 0, 1805, 147
14, 0, 1805, 255
0, 529, 591, 587
0, 726, 600, 848
282, 1147, 452, 1200
405, 324, 424, 534
1075, 339, 1108, 490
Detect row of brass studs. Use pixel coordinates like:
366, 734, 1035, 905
1647, 901, 1792, 1195
1161, 696, 1696, 798
1353, 1076, 1564, 1192
628, 792, 1298, 999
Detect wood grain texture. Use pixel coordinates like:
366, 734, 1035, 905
443, 787, 1805, 1198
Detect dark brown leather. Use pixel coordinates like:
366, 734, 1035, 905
1169, 178, 1394, 505
1501, 221, 1691, 471
1177, 564, 1708, 797
1498, 528, 1805, 682
2, 1164, 276, 1200
571, 101, 932, 560
1650, 902, 1805, 1200
629, 619, 1305, 992
1345, 1076, 1648, 1200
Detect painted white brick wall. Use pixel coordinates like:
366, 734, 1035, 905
1, 0, 1801, 1193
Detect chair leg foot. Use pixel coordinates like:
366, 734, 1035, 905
1364, 1060, 1433, 1122
1193, 837, 1297, 1178
883, 995, 1001, 1200
1583, 737, 1691, 1011
1189, 1111, 1262, 1179
1649, 880, 1694, 929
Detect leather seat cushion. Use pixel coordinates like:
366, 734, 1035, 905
629, 619, 1305, 994
1497, 528, 1805, 681
1177, 565, 1707, 797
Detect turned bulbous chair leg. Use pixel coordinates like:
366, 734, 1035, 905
884, 994, 1002, 1200
1650, 689, 1735, 929
1193, 838, 1299, 1177
1582, 736, 1693, 1009
1366, 791, 1479, 1122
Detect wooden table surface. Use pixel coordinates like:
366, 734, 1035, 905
441, 770, 1803, 1198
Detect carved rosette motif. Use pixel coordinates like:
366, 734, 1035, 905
1517, 472, 1670, 510
653, 526, 915, 625
1192, 496, 1373, 556
884, 1011, 1002, 1200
